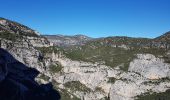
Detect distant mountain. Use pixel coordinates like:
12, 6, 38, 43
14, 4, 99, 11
44, 31, 170, 50
1, 17, 170, 100
43, 34, 93, 47
154, 31, 170, 42
151, 31, 170, 49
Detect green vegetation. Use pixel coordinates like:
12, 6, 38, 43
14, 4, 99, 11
49, 63, 63, 74
165, 59, 170, 63
162, 55, 170, 64
36, 46, 63, 54
59, 89, 80, 100
0, 32, 22, 41
137, 78, 170, 100
64, 39, 167, 71
136, 89, 170, 100
95, 87, 105, 93
0, 17, 39, 37
64, 81, 92, 92
107, 77, 116, 83
143, 77, 170, 85
38, 74, 50, 81
55, 36, 168, 72
100, 96, 110, 100
0, 31, 38, 42
0, 18, 4, 20
154, 31, 170, 44
20, 32, 39, 37
65, 46, 135, 71
52, 80, 80, 100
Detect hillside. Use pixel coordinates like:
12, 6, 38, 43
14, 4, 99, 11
155, 31, 170, 42
0, 18, 170, 100
0, 17, 39, 36
0, 48, 60, 100
63, 35, 169, 71
43, 34, 92, 47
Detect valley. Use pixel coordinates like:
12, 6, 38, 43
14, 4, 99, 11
0, 17, 170, 100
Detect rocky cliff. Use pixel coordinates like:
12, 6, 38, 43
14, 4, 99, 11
0, 48, 60, 100
43, 34, 92, 47
0, 18, 170, 100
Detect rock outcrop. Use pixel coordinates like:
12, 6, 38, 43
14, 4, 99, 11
0, 17, 39, 36
109, 54, 170, 100
0, 48, 60, 100
1, 17, 170, 100
45, 53, 170, 100
44, 34, 92, 47
129, 54, 170, 79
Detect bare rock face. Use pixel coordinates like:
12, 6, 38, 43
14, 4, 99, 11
129, 54, 170, 79
44, 34, 92, 47
0, 48, 60, 100
51, 57, 115, 99
0, 18, 52, 75
1, 18, 170, 100
0, 18, 39, 36
0, 38, 47, 73
52, 53, 170, 100
109, 54, 170, 100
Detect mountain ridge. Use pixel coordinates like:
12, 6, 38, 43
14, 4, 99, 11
0, 17, 170, 100
0, 17, 40, 37
43, 34, 93, 47
43, 32, 170, 48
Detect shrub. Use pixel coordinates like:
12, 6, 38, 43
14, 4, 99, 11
107, 77, 116, 83
38, 74, 50, 81
52, 81, 80, 100
0, 32, 22, 41
136, 89, 170, 100
49, 63, 62, 74
64, 81, 91, 92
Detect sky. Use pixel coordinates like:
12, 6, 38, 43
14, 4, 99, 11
0, 0, 170, 38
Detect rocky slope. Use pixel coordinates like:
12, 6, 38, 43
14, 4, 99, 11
0, 18, 170, 100
43, 32, 170, 100
40, 51, 170, 100
154, 31, 170, 42
0, 18, 78, 100
43, 34, 92, 47
0, 48, 60, 100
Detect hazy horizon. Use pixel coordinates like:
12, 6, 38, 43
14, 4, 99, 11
42, 33, 159, 39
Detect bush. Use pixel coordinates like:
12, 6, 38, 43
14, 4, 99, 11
95, 87, 105, 93
107, 77, 116, 83
64, 81, 91, 92
0, 32, 22, 41
51, 80, 80, 100
49, 63, 62, 74
64, 42, 167, 71
136, 89, 170, 100
36, 46, 63, 54
38, 74, 50, 81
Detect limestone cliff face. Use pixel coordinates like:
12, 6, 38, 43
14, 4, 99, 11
129, 54, 170, 79
0, 37, 51, 73
0, 17, 53, 73
44, 34, 92, 47
1, 18, 170, 100
48, 54, 170, 100
110, 54, 170, 100
0, 48, 60, 100
0, 17, 39, 36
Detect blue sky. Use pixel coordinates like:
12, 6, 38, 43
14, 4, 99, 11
0, 0, 170, 38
